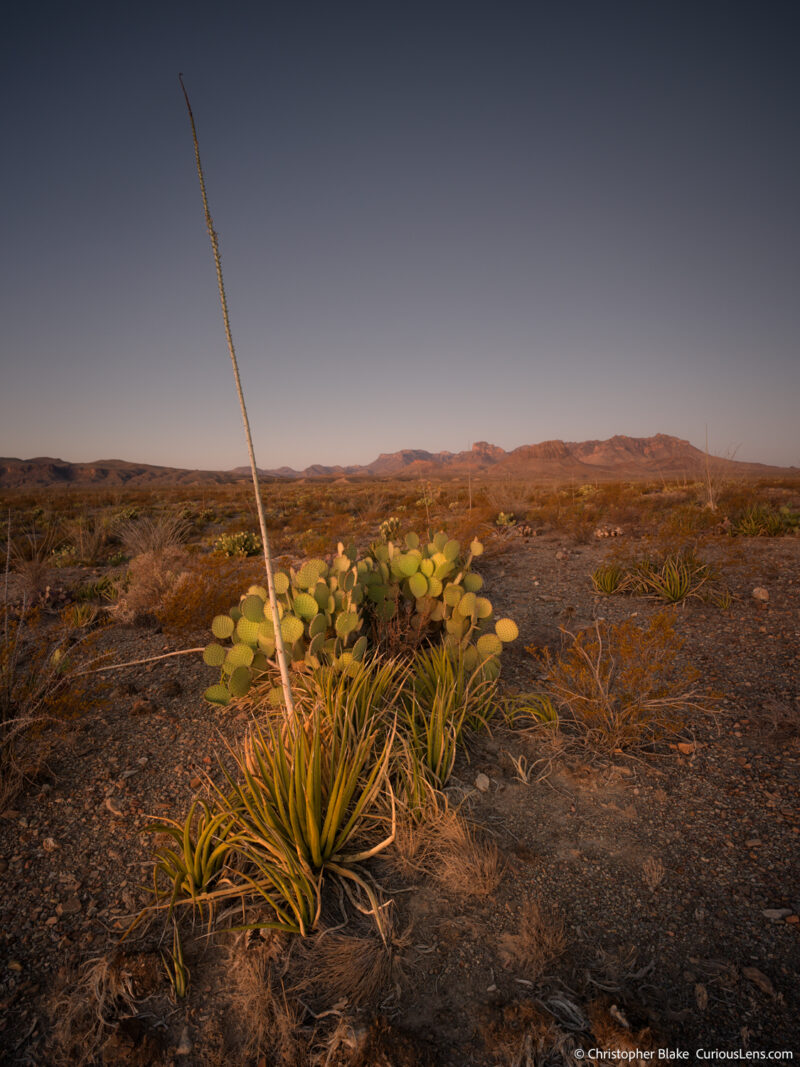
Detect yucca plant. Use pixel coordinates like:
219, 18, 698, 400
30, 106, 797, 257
591, 563, 626, 595
639, 552, 712, 603
161, 920, 190, 1000
410, 644, 498, 734
147, 799, 238, 923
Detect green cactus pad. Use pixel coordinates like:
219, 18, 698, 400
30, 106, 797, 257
251, 652, 269, 674
281, 614, 305, 645
226, 643, 255, 669
408, 572, 428, 598
308, 632, 325, 657
203, 643, 226, 667
309, 612, 328, 637
495, 618, 519, 643
462, 572, 483, 593
405, 532, 420, 549
297, 559, 327, 588
433, 532, 448, 551
274, 572, 290, 596
376, 599, 396, 622
335, 611, 358, 638
476, 596, 493, 619
293, 592, 318, 619
247, 585, 268, 600
470, 539, 484, 557
443, 539, 460, 562
241, 594, 266, 622
228, 667, 252, 698
211, 614, 235, 640
459, 592, 477, 617
266, 686, 285, 707
204, 683, 231, 705
420, 558, 435, 578
477, 633, 503, 657
427, 576, 443, 598
236, 617, 261, 646
443, 584, 463, 607
352, 635, 368, 661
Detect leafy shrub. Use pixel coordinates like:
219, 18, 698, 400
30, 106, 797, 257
535, 613, 715, 753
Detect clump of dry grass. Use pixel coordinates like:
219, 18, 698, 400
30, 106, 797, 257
497, 897, 566, 980
427, 810, 503, 897
292, 918, 411, 1010
224, 933, 307, 1065
47, 952, 159, 1065
111, 545, 189, 623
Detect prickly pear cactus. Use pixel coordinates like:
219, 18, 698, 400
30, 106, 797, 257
203, 528, 517, 704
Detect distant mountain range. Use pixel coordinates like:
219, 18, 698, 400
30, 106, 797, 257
0, 435, 795, 489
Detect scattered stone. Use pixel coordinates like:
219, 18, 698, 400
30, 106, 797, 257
786, 915, 799, 924
695, 983, 708, 1011
763, 908, 792, 921
677, 742, 696, 755
131, 697, 156, 715
742, 966, 774, 995
176, 1026, 192, 1056
474, 773, 491, 793
745, 839, 762, 848
42, 838, 57, 852
752, 587, 769, 602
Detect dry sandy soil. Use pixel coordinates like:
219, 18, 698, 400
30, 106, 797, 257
1, 530, 799, 1064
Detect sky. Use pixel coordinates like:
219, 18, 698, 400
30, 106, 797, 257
2, 1, 798, 472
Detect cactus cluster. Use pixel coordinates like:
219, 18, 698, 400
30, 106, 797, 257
212, 531, 263, 557
203, 530, 519, 705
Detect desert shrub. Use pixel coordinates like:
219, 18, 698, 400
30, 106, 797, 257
111, 546, 189, 623
213, 530, 262, 557
536, 613, 715, 753
158, 554, 264, 634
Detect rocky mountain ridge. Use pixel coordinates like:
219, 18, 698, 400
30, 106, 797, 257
1, 435, 795, 488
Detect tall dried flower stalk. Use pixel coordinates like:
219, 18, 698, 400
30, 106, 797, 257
178, 75, 295, 719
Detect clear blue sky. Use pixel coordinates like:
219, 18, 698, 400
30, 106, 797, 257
2, 1, 798, 471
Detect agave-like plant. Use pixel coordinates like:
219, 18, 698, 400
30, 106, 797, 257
146, 799, 238, 923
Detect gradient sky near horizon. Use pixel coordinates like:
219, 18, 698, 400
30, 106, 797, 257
2, 1, 798, 472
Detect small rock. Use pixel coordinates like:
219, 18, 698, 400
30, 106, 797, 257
176, 1026, 192, 1056
474, 773, 491, 793
752, 587, 769, 602
131, 697, 156, 715
742, 966, 774, 995
677, 742, 696, 755
189, 776, 202, 789
745, 839, 762, 848
763, 908, 792, 921
786, 915, 799, 924
42, 837, 57, 852
695, 983, 708, 1011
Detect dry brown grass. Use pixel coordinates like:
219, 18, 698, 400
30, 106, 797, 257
427, 810, 503, 897
46, 951, 162, 1065
292, 919, 411, 1010
497, 897, 566, 979
110, 545, 190, 623
224, 932, 307, 1065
